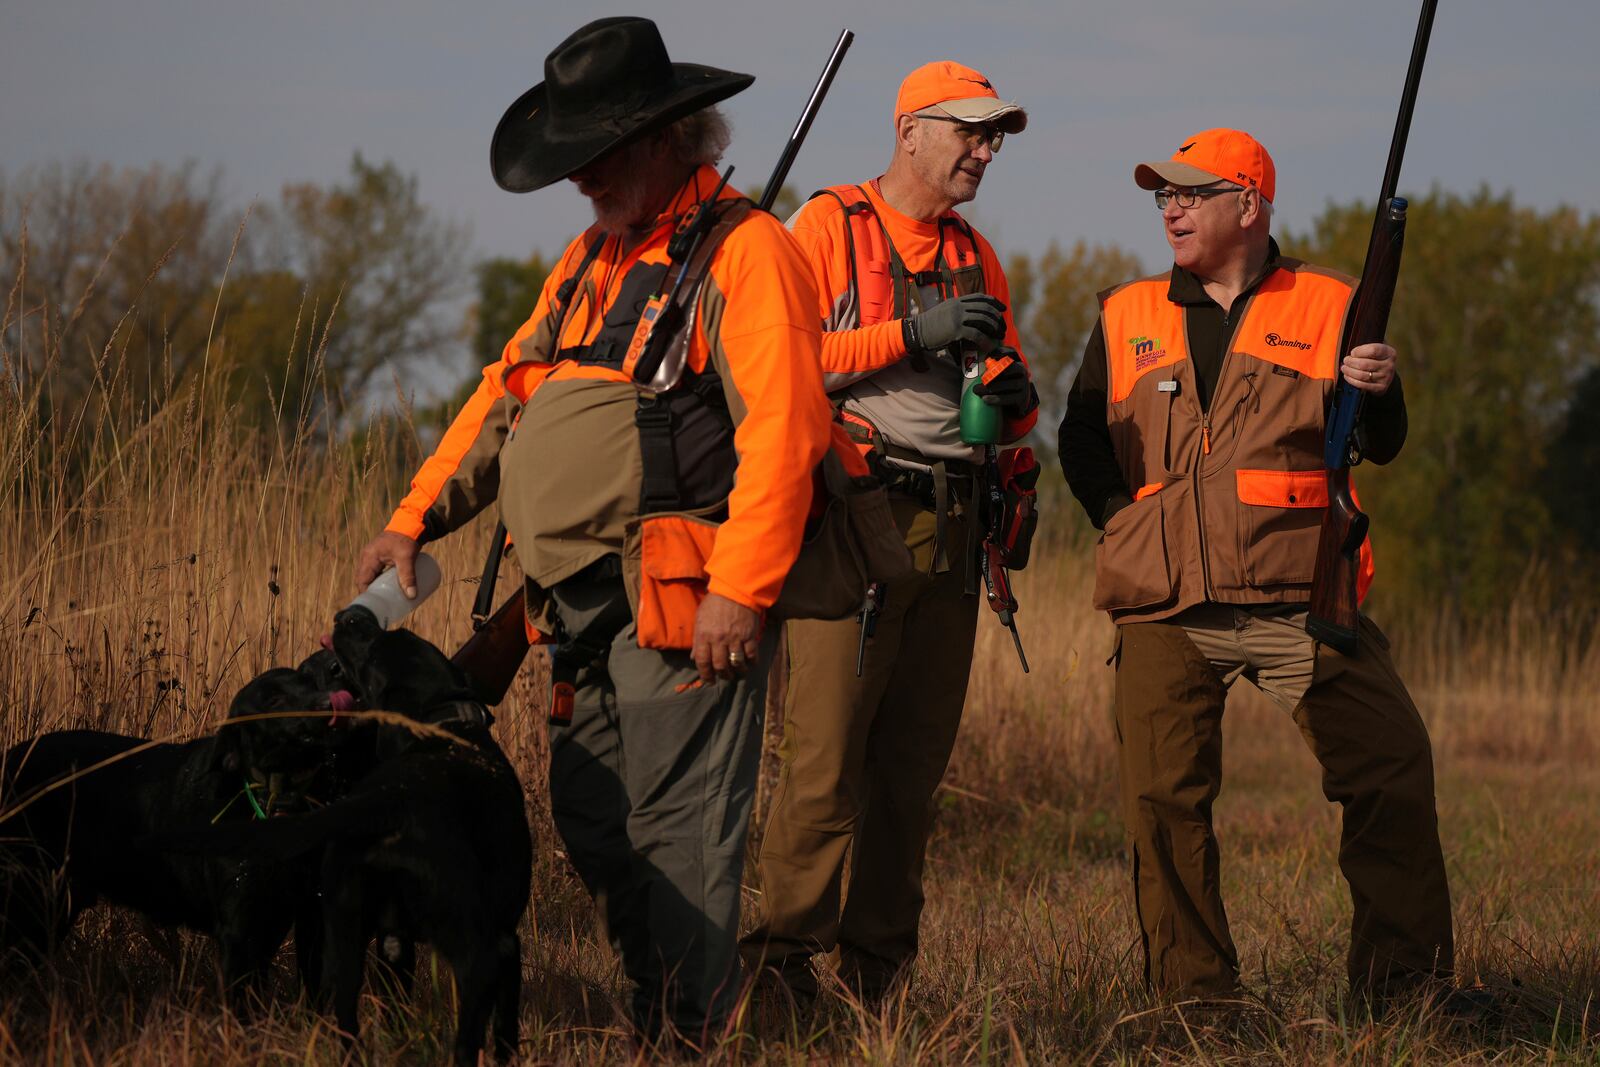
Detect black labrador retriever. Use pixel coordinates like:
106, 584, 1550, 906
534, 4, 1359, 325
0, 660, 351, 1006
173, 608, 533, 1065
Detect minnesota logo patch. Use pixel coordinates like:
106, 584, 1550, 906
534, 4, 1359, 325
1129, 335, 1166, 371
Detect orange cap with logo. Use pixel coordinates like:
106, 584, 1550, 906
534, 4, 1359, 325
894, 61, 1028, 134
1134, 128, 1276, 203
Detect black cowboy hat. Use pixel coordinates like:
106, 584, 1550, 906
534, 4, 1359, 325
490, 17, 754, 194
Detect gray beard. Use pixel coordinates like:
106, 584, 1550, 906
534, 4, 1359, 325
588, 167, 661, 235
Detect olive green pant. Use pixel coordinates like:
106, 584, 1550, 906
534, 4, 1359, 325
742, 494, 977, 997
1115, 604, 1454, 1001
547, 571, 774, 1042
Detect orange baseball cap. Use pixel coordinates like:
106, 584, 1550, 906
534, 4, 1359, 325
1134, 128, 1276, 203
895, 61, 1027, 134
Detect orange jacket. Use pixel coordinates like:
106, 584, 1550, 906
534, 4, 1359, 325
386, 166, 833, 613
788, 180, 1037, 448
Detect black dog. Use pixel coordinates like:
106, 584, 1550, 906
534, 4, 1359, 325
175, 608, 533, 1065
0, 662, 351, 1006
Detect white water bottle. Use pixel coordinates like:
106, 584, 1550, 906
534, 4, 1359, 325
345, 552, 442, 629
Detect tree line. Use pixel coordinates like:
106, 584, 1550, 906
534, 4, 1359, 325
0, 156, 467, 435
3, 162, 1594, 622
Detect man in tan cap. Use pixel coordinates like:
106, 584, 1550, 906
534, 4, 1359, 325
741, 60, 1039, 1003
1058, 128, 1457, 1010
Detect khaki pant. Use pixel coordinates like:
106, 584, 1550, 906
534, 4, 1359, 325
742, 493, 977, 997
1115, 603, 1454, 1000
547, 570, 773, 1042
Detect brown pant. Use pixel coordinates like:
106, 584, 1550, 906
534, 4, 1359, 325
1115, 604, 1453, 1000
741, 493, 977, 997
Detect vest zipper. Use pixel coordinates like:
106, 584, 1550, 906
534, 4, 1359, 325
1186, 314, 1214, 600
1191, 292, 1257, 600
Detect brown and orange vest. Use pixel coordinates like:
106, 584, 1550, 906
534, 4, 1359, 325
1092, 258, 1375, 623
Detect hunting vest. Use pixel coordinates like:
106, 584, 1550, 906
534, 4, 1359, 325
811, 184, 989, 468
495, 199, 750, 597
1092, 258, 1375, 624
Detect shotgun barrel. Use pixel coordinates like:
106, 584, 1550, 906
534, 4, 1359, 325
1306, 0, 1437, 654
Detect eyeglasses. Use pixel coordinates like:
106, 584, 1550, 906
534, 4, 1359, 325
916, 113, 1005, 153
1154, 182, 1244, 210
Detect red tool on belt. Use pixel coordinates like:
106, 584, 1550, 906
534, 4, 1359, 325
980, 445, 1034, 673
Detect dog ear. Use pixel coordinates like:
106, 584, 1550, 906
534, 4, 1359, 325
211, 722, 243, 776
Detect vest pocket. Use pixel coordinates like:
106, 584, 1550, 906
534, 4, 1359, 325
1092, 489, 1174, 611
627, 513, 719, 650
1235, 469, 1326, 587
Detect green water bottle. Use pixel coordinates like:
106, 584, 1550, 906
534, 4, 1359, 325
960, 356, 1001, 445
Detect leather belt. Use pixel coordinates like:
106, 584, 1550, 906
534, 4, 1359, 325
879, 466, 973, 511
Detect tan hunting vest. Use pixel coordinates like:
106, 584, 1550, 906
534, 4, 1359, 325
1092, 258, 1375, 624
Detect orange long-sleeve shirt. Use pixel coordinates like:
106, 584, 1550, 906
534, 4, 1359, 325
387, 166, 832, 612
787, 180, 1038, 452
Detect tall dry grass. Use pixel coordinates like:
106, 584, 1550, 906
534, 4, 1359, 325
3, 240, 1600, 1063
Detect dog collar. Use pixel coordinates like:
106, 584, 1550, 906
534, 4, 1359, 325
423, 700, 494, 729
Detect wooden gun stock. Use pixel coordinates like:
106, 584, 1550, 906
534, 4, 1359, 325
1306, 469, 1370, 654
451, 589, 531, 706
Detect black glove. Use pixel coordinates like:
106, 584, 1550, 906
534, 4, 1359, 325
974, 353, 1035, 416
902, 294, 1006, 356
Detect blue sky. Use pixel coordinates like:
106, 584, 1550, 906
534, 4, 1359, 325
4, 0, 1596, 295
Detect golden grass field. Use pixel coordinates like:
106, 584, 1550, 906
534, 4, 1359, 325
3, 296, 1600, 1064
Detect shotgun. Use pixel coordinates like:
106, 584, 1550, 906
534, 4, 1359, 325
1306, 0, 1438, 655
451, 588, 529, 706
455, 29, 855, 699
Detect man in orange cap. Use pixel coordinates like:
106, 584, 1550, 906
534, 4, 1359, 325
351, 16, 832, 1047
1058, 128, 1456, 1009
741, 61, 1039, 1003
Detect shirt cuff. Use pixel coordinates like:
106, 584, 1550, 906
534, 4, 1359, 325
707, 577, 766, 615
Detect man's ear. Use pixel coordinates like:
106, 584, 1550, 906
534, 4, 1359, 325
1238, 188, 1262, 227
895, 113, 920, 155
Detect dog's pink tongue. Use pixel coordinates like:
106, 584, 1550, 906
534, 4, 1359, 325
319, 632, 334, 651
330, 690, 356, 712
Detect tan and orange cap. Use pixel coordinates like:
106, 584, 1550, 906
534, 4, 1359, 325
895, 61, 1027, 134
1134, 128, 1276, 203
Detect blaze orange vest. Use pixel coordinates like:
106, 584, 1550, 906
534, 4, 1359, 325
809, 184, 986, 330
1092, 260, 1375, 622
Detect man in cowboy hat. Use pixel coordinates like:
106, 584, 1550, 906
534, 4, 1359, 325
352, 16, 833, 1046
1058, 128, 1455, 1008
741, 61, 1038, 1003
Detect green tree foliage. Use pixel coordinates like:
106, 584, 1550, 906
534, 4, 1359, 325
404, 250, 555, 430
748, 183, 802, 220
1282, 187, 1600, 616
470, 253, 552, 368
0, 156, 469, 436
1543, 364, 1600, 561
0, 161, 235, 403
263, 154, 469, 400
1006, 240, 1143, 428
